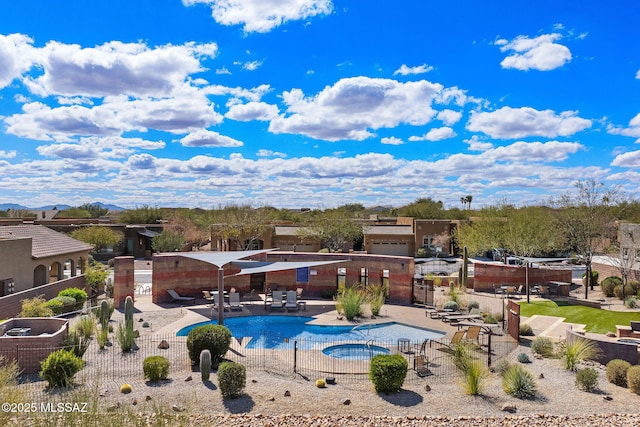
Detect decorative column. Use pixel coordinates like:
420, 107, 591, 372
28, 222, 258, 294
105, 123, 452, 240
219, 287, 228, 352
113, 256, 135, 309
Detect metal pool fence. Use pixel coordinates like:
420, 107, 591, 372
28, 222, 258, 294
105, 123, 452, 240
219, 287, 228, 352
11, 326, 517, 400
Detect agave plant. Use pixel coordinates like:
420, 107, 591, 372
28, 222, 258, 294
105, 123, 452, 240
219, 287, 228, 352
560, 338, 600, 371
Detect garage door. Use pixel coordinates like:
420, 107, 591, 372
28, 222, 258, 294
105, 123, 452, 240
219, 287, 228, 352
370, 242, 410, 256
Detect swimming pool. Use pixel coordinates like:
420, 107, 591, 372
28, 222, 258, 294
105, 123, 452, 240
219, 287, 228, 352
176, 315, 445, 350
322, 343, 390, 359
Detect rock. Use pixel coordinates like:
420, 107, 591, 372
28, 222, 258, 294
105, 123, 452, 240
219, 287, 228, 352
158, 340, 169, 349
106, 403, 121, 412
606, 332, 617, 338
145, 395, 152, 401
132, 398, 138, 405
133, 330, 140, 338
534, 353, 543, 359
342, 398, 351, 405
424, 384, 431, 392
138, 318, 144, 322
603, 396, 613, 401
267, 396, 275, 402
539, 373, 544, 379
172, 405, 185, 412
284, 390, 291, 397
185, 376, 193, 382
501, 404, 517, 413
252, 379, 258, 383
99, 389, 109, 397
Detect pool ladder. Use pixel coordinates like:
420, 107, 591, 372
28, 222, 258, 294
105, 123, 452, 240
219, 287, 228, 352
366, 339, 375, 358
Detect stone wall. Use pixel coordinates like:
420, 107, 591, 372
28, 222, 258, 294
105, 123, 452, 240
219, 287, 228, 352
473, 262, 572, 293
0, 317, 68, 374
0, 275, 86, 318
566, 327, 638, 365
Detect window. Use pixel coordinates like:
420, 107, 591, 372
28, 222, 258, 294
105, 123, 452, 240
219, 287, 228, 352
422, 235, 434, 247
337, 268, 346, 292
360, 267, 369, 287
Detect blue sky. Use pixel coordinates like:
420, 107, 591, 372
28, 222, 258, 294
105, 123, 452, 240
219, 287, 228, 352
0, 0, 639, 209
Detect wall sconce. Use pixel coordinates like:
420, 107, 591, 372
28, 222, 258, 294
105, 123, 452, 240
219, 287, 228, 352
175, 260, 179, 268
401, 263, 405, 270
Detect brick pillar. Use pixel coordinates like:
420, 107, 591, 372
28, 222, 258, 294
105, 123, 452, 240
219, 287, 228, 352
114, 256, 135, 309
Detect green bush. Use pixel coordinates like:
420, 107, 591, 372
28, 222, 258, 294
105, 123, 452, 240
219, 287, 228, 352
39, 349, 84, 388
451, 343, 475, 372
606, 359, 631, 387
517, 353, 531, 363
582, 270, 599, 286
143, 356, 170, 382
502, 365, 537, 399
627, 280, 640, 295
462, 360, 488, 396
519, 324, 534, 336
575, 367, 599, 392
601, 276, 622, 298
614, 285, 625, 300
627, 365, 640, 394
75, 315, 95, 339
116, 321, 135, 353
320, 289, 336, 299
19, 296, 54, 317
531, 336, 555, 357
217, 361, 246, 398
335, 286, 365, 320
97, 326, 108, 349
624, 297, 637, 309
561, 338, 600, 371
467, 300, 480, 312
493, 359, 511, 376
482, 313, 498, 324
44, 297, 65, 316
442, 300, 459, 312
186, 325, 232, 366
64, 328, 91, 358
365, 283, 388, 316
58, 288, 88, 310
369, 354, 408, 393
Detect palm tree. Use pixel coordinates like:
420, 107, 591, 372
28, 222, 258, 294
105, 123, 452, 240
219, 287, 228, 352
460, 197, 466, 209
465, 195, 473, 210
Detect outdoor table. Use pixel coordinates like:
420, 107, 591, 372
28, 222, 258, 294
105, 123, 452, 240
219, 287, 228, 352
397, 338, 412, 353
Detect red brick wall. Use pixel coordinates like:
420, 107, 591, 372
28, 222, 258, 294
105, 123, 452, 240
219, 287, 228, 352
473, 262, 572, 292
0, 276, 86, 319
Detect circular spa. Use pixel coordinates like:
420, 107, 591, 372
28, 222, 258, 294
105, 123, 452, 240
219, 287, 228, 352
176, 315, 445, 350
322, 343, 391, 359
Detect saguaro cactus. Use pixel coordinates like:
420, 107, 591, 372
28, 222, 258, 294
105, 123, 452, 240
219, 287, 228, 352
100, 300, 110, 329
200, 349, 212, 381
124, 295, 134, 331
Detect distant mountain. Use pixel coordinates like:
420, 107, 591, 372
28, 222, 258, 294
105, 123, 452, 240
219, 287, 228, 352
0, 202, 125, 212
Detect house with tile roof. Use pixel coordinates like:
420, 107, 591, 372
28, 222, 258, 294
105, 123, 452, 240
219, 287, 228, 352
0, 225, 92, 295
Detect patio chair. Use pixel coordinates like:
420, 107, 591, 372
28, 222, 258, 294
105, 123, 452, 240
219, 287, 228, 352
464, 325, 482, 347
167, 289, 195, 305
202, 290, 215, 305
229, 292, 242, 311
242, 288, 257, 302
430, 330, 466, 351
211, 291, 230, 311
413, 354, 432, 377
493, 284, 503, 298
270, 290, 284, 310
296, 287, 304, 299
285, 290, 298, 311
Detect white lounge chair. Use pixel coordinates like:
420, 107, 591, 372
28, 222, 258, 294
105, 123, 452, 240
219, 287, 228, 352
167, 289, 195, 305
285, 290, 298, 311
229, 292, 242, 311
270, 290, 284, 310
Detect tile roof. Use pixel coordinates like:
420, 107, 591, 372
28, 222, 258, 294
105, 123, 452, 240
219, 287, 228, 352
0, 224, 93, 259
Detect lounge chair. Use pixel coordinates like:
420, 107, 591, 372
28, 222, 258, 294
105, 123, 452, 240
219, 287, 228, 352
202, 290, 215, 305
464, 325, 482, 347
228, 292, 242, 311
211, 291, 230, 311
413, 354, 432, 377
270, 290, 284, 310
296, 287, 304, 299
167, 289, 195, 305
285, 290, 298, 311
430, 330, 466, 350
242, 289, 257, 303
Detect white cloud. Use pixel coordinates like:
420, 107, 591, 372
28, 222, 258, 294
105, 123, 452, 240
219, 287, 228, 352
0, 150, 17, 158
381, 137, 403, 145
498, 33, 572, 71
636, 69, 640, 79
256, 149, 286, 158
464, 135, 494, 152
241, 60, 263, 71
393, 64, 434, 76
0, 34, 36, 89
25, 40, 217, 98
183, 0, 333, 33
226, 101, 279, 121
409, 127, 456, 142
216, 67, 232, 75
608, 113, 640, 142
612, 150, 640, 167
467, 106, 592, 139
269, 76, 444, 141
177, 129, 244, 147
484, 141, 584, 162
436, 109, 462, 126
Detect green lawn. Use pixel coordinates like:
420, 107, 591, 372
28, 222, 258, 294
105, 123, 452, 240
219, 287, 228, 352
518, 300, 640, 334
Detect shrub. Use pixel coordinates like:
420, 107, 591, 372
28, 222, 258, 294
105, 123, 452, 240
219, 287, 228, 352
365, 283, 388, 316
575, 367, 599, 392
560, 338, 600, 371
451, 343, 475, 372
624, 297, 637, 309
76, 315, 95, 339
39, 349, 84, 388
19, 296, 54, 317
519, 324, 534, 336
218, 361, 246, 398
461, 360, 488, 396
369, 354, 408, 393
0, 356, 25, 409
467, 300, 480, 312
320, 289, 336, 299
116, 321, 135, 353
493, 359, 511, 376
442, 300, 459, 312
606, 359, 631, 387
335, 286, 365, 320
531, 336, 555, 357
469, 308, 481, 316
517, 353, 531, 364
315, 379, 326, 388
200, 349, 212, 382
482, 313, 498, 324
64, 328, 91, 358
186, 325, 232, 366
627, 280, 640, 295
601, 276, 622, 298
45, 297, 65, 316
58, 288, 88, 310
582, 270, 599, 286
502, 365, 537, 399
614, 285, 625, 300
143, 356, 170, 382
627, 365, 640, 394
97, 326, 108, 350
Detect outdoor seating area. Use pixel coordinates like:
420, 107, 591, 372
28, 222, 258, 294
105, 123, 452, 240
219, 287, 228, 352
167, 289, 195, 305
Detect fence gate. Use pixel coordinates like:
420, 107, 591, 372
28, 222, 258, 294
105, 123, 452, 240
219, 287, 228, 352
506, 299, 520, 342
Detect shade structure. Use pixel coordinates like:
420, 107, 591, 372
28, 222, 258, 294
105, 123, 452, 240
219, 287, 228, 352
177, 249, 275, 268
231, 259, 347, 276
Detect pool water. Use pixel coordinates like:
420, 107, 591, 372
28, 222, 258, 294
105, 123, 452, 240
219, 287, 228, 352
176, 315, 445, 350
